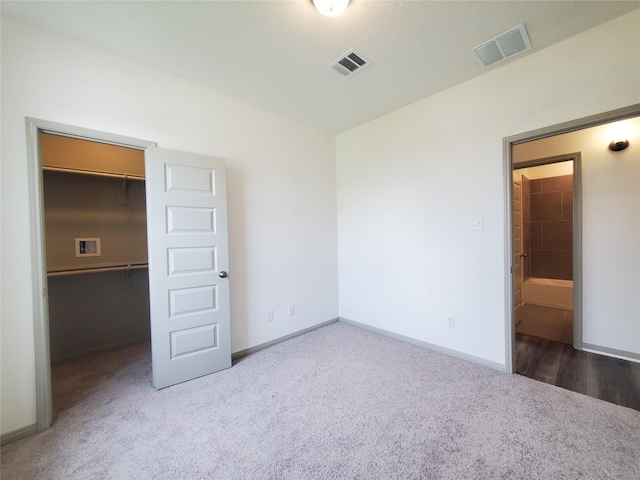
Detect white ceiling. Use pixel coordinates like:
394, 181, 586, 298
3, 1, 638, 133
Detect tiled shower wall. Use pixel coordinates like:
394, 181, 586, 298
523, 174, 573, 280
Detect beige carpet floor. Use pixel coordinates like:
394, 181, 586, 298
2, 322, 639, 479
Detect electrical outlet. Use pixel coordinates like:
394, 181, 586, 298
266, 310, 274, 322
468, 217, 484, 231
288, 304, 295, 316
447, 315, 456, 328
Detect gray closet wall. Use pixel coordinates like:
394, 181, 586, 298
42, 134, 150, 362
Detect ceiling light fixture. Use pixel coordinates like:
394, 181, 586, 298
313, 0, 349, 17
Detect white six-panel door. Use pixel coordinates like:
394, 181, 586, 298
145, 147, 231, 389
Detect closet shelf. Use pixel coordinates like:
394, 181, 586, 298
43, 166, 145, 181
47, 263, 148, 277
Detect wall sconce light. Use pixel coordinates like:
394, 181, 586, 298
609, 139, 629, 152
605, 120, 635, 152
313, 0, 350, 17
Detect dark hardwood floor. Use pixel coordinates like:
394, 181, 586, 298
516, 334, 640, 411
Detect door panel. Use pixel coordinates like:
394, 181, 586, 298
145, 147, 231, 389
513, 180, 523, 308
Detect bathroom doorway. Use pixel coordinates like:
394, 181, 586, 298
505, 106, 640, 409
513, 157, 577, 347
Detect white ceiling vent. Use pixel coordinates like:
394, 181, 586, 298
470, 23, 532, 68
329, 49, 371, 77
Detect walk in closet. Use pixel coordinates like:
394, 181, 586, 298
42, 133, 150, 362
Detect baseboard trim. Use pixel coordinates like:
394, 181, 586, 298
339, 317, 506, 372
582, 343, 640, 363
232, 318, 339, 361
1, 423, 38, 446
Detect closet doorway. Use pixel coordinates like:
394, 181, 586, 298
27, 119, 232, 432
42, 133, 152, 421
43, 133, 151, 365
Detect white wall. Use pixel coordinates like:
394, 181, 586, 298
514, 119, 640, 356
1, 16, 338, 435
336, 11, 640, 366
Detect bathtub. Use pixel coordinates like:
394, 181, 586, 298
522, 277, 573, 310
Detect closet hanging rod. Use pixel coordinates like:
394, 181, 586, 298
47, 263, 148, 277
42, 166, 145, 181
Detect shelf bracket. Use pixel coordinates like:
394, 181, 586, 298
122, 264, 132, 289
119, 175, 129, 205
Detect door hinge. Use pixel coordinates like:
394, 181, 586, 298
42, 288, 46, 297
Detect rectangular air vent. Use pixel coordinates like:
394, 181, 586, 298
329, 49, 371, 77
470, 23, 531, 68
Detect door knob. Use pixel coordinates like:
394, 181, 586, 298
219, 271, 228, 278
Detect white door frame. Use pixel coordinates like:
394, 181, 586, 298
26, 117, 155, 432
502, 104, 640, 374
